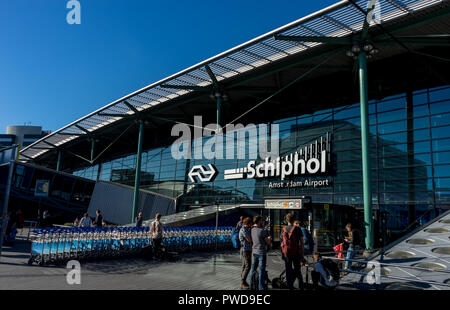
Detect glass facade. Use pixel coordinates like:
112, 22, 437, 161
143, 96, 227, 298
73, 85, 450, 230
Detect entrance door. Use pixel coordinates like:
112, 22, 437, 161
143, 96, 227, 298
264, 209, 310, 247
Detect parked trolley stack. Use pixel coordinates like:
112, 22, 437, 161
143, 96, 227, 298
28, 226, 233, 266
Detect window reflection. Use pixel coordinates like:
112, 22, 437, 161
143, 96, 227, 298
69, 86, 450, 216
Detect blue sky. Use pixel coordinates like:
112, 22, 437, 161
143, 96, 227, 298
0, 0, 337, 133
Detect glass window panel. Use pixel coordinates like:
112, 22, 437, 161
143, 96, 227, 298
333, 139, 361, 151
431, 113, 450, 127
335, 150, 362, 161
275, 118, 297, 132
413, 141, 431, 153
297, 117, 312, 126
334, 107, 360, 120
432, 126, 450, 139
379, 154, 408, 168
379, 132, 407, 144
413, 116, 429, 129
378, 166, 431, 180
369, 102, 376, 114
435, 178, 450, 190
413, 90, 428, 106
433, 138, 450, 152
434, 151, 450, 165
378, 120, 406, 134
334, 123, 361, 134
380, 192, 433, 204
412, 104, 429, 118
377, 96, 406, 113
413, 153, 432, 166
334, 182, 363, 193
334, 171, 363, 182
435, 191, 450, 204
378, 109, 407, 124
378, 179, 433, 192
378, 143, 407, 156
430, 100, 450, 115
434, 164, 450, 178
429, 87, 450, 103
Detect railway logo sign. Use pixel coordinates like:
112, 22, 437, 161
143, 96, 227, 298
188, 164, 218, 183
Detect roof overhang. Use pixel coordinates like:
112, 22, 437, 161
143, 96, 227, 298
20, 0, 450, 166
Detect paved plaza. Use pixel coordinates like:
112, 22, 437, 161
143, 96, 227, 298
0, 238, 293, 290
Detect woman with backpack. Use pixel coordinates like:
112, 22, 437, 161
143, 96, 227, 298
281, 214, 305, 290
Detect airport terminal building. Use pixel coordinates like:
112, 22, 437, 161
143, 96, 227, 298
6, 0, 450, 248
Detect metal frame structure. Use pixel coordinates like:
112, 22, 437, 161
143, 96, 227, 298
18, 0, 449, 230
20, 0, 447, 162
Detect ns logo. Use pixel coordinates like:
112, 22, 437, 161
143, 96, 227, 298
188, 165, 218, 183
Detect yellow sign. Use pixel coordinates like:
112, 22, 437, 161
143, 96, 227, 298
324, 204, 330, 211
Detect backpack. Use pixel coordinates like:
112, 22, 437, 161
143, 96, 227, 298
321, 259, 340, 281
231, 227, 241, 249
281, 226, 300, 257
301, 227, 314, 253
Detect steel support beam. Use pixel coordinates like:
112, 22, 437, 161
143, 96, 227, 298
56, 151, 61, 171
132, 121, 144, 223
90, 139, 95, 162
0, 146, 17, 260
359, 51, 374, 250
217, 95, 222, 128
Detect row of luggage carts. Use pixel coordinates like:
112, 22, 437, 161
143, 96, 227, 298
162, 226, 233, 252
28, 226, 233, 266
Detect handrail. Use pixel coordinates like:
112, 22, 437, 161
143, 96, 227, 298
339, 268, 450, 288
320, 248, 384, 255
323, 256, 450, 275
397, 208, 436, 237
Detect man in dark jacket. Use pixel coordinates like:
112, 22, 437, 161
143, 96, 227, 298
93, 210, 103, 227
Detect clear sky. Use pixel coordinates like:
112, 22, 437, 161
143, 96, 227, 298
0, 0, 338, 133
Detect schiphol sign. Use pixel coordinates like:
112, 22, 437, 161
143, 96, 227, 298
188, 133, 331, 185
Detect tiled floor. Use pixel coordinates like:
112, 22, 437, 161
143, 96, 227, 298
0, 239, 292, 290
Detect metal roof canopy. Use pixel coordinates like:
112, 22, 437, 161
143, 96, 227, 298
20, 0, 449, 163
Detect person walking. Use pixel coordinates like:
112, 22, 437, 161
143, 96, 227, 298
79, 213, 92, 228
239, 217, 253, 289
93, 210, 103, 227
249, 216, 271, 291
150, 213, 163, 255
344, 223, 360, 270
281, 214, 305, 290
136, 212, 143, 227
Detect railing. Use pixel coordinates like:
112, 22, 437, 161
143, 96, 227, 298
322, 256, 450, 289
396, 209, 437, 238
